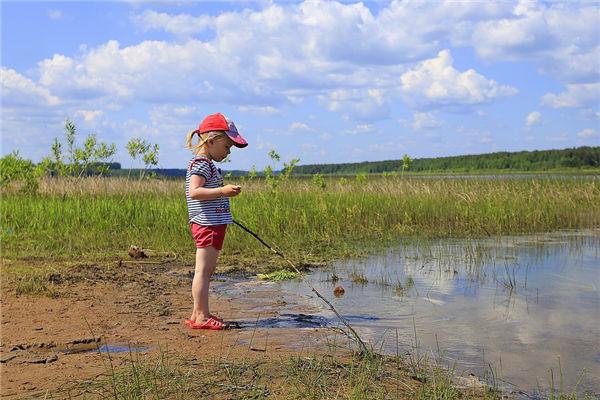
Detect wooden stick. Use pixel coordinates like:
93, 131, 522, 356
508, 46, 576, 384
233, 219, 369, 355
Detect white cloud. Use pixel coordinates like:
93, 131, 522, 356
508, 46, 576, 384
121, 118, 162, 141
472, 4, 553, 60
16, 2, 581, 122
146, 105, 199, 139
136, 1, 437, 65
1, 67, 60, 107
38, 53, 104, 99
541, 46, 600, 85
47, 9, 62, 20
471, 2, 599, 84
34, 38, 294, 106
238, 105, 279, 114
400, 50, 517, 108
254, 136, 276, 151
526, 111, 541, 127
411, 112, 442, 131
344, 123, 376, 135
171, 105, 196, 116
290, 122, 311, 131
320, 88, 390, 121
75, 110, 104, 123
541, 83, 600, 109
7, 1, 597, 114
576, 128, 598, 139
121, 1, 517, 113
132, 10, 213, 37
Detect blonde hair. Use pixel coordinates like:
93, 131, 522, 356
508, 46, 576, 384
185, 130, 226, 155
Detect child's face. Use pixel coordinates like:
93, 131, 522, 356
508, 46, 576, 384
208, 135, 234, 162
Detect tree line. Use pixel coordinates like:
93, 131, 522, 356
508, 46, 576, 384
291, 147, 600, 175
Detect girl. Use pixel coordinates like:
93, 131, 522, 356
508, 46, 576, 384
184, 113, 248, 330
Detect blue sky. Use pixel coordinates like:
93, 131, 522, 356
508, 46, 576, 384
1, 1, 599, 170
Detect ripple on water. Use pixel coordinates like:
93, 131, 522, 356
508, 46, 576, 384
266, 231, 600, 395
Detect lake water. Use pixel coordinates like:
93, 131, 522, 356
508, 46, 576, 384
272, 231, 600, 397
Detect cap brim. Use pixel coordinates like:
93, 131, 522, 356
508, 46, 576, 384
225, 130, 248, 148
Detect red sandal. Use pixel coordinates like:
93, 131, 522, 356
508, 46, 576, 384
184, 314, 222, 328
210, 314, 223, 322
187, 316, 224, 330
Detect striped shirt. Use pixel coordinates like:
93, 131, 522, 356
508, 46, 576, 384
185, 156, 232, 226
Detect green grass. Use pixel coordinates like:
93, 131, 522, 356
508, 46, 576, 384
95, 352, 197, 399
26, 346, 597, 400
37, 345, 493, 400
350, 271, 369, 284
2, 176, 599, 269
14, 273, 60, 297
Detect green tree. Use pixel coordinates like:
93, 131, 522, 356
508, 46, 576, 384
402, 154, 412, 176
262, 150, 300, 190
126, 138, 160, 179
52, 120, 117, 178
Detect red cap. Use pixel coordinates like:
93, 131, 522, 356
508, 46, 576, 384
197, 113, 248, 148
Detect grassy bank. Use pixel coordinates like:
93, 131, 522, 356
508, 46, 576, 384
39, 345, 497, 400
32, 343, 597, 400
2, 175, 599, 269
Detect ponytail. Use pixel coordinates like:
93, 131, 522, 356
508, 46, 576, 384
185, 130, 226, 155
185, 129, 200, 153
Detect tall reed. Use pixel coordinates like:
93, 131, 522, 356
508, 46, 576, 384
2, 176, 598, 265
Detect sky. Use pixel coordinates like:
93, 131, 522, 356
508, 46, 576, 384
1, 0, 599, 170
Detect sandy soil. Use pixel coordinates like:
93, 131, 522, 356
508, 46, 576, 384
0, 260, 335, 398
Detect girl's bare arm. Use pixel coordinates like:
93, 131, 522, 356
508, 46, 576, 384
189, 175, 241, 200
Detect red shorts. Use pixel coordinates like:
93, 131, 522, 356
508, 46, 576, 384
190, 223, 227, 250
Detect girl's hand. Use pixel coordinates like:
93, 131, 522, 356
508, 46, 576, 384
221, 184, 242, 197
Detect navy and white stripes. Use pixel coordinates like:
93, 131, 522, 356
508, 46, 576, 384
185, 157, 232, 226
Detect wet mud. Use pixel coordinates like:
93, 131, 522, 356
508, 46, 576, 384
0, 260, 333, 397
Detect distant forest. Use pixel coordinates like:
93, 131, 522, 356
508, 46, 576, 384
104, 146, 599, 177
291, 146, 600, 175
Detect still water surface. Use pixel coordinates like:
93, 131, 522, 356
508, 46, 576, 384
274, 231, 599, 395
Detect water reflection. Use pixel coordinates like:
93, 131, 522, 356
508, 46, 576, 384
277, 231, 600, 396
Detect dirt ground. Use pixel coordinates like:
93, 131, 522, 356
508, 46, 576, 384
0, 259, 339, 398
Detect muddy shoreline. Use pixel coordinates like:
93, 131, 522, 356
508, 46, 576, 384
1, 260, 336, 397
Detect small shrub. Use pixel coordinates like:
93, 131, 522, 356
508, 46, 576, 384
16, 275, 59, 298
356, 172, 367, 183
0, 151, 45, 193
312, 173, 326, 189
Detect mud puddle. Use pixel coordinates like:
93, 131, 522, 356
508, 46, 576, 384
1, 337, 149, 366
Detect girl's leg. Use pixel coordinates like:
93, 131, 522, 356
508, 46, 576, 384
189, 246, 220, 323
